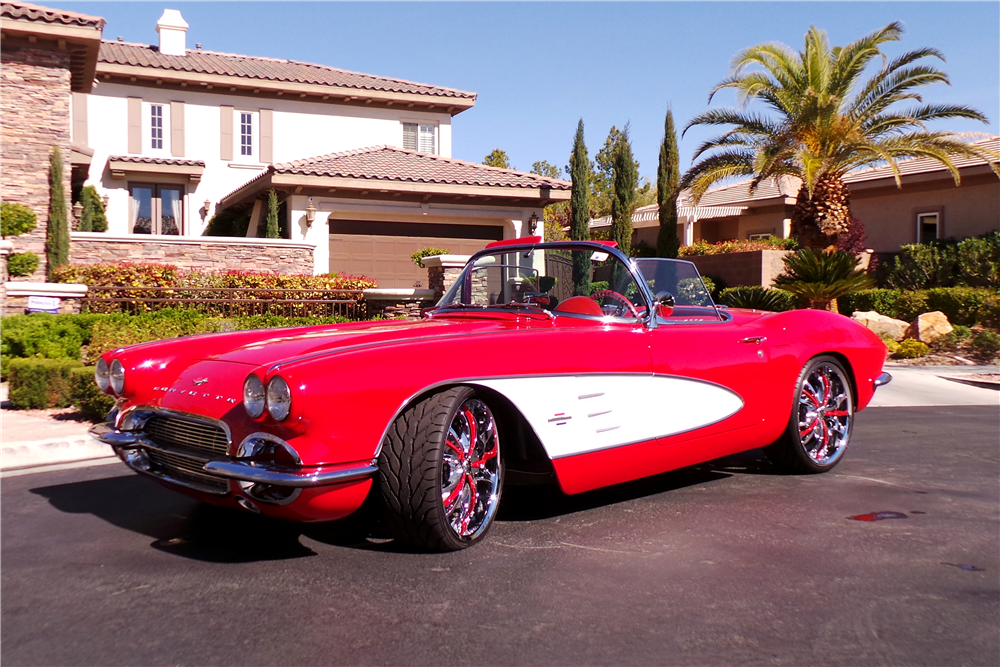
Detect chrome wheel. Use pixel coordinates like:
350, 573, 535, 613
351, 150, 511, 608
796, 361, 853, 466
442, 398, 501, 540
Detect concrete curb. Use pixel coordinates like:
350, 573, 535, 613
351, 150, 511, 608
1, 434, 115, 471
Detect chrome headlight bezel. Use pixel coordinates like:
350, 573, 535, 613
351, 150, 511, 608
243, 374, 266, 419
266, 376, 291, 421
109, 358, 125, 395
95, 357, 110, 392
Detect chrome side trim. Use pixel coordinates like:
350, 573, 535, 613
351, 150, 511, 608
202, 460, 377, 487
874, 372, 893, 388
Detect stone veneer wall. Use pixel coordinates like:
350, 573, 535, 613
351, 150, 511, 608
0, 46, 73, 282
69, 234, 315, 275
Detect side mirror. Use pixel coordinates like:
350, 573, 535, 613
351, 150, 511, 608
655, 291, 675, 318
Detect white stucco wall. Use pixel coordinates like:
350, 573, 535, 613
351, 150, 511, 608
81, 82, 454, 239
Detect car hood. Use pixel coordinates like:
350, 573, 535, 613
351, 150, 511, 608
200, 317, 514, 368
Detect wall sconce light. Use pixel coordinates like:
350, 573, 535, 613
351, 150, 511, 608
72, 201, 83, 221
204, 200, 212, 214
528, 212, 539, 235
305, 198, 317, 227
101, 194, 110, 209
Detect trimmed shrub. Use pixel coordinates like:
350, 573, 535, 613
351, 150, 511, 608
887, 232, 1000, 289
719, 286, 798, 312
1, 202, 37, 237
892, 339, 930, 360
679, 236, 797, 257
840, 288, 999, 327
69, 366, 116, 419
1, 313, 96, 378
77, 185, 108, 233
971, 330, 1000, 360
411, 247, 451, 267
7, 252, 39, 277
8, 358, 83, 409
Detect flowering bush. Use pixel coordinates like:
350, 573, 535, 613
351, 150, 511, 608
679, 236, 798, 256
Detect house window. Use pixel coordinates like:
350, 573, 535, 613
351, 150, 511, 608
402, 122, 437, 154
130, 183, 183, 235
917, 212, 939, 243
240, 112, 253, 156
143, 102, 170, 154
747, 232, 773, 241
234, 110, 259, 161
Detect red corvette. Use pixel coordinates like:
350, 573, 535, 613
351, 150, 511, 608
91, 239, 890, 551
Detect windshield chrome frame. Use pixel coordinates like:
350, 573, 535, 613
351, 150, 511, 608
437, 240, 661, 325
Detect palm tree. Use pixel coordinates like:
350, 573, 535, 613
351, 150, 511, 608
773, 248, 874, 311
681, 23, 999, 250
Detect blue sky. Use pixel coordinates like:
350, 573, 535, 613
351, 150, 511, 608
64, 1, 1000, 183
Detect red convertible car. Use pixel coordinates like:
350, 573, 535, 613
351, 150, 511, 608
91, 239, 890, 551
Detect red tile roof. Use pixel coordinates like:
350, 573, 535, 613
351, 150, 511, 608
98, 41, 476, 100
108, 155, 205, 167
272, 146, 571, 190
1, 1, 104, 28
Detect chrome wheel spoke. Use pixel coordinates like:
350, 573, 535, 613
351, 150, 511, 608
796, 362, 853, 467
440, 397, 502, 540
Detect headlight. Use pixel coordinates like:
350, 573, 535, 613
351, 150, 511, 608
243, 374, 265, 418
266, 376, 291, 421
110, 358, 125, 395
95, 358, 110, 392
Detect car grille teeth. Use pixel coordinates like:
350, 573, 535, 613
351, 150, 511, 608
144, 414, 229, 456
146, 449, 229, 493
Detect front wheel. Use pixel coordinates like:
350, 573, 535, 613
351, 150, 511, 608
377, 386, 503, 551
764, 355, 854, 474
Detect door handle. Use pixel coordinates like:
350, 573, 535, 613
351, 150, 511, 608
739, 336, 767, 345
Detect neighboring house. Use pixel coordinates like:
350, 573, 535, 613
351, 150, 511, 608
592, 137, 999, 253
2, 3, 569, 287
0, 1, 104, 279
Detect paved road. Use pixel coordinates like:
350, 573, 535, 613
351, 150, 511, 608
2, 405, 997, 666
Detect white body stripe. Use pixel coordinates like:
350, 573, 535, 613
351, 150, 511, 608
474, 374, 744, 459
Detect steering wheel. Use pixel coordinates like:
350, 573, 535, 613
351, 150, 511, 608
591, 290, 641, 319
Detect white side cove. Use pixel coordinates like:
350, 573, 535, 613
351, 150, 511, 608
474, 374, 744, 459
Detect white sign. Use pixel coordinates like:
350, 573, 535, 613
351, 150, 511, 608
26, 296, 60, 314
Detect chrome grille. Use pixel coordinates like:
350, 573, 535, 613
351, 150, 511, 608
147, 449, 229, 493
143, 414, 229, 456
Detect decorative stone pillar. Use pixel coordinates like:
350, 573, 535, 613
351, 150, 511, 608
421, 255, 471, 301
363, 288, 437, 320
2, 281, 88, 317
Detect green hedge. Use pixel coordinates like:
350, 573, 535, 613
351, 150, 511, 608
887, 232, 1000, 289
69, 366, 115, 419
7, 358, 83, 409
839, 287, 1000, 327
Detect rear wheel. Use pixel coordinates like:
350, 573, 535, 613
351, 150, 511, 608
377, 386, 503, 551
764, 356, 854, 474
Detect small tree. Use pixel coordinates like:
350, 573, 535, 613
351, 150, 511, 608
46, 147, 69, 279
77, 186, 107, 233
483, 149, 512, 169
656, 108, 681, 258
265, 189, 280, 239
569, 119, 591, 296
610, 124, 638, 256
773, 248, 874, 311
531, 160, 562, 180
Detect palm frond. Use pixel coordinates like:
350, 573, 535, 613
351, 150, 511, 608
773, 249, 874, 300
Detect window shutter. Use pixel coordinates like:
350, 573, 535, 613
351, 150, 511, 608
260, 109, 273, 164
418, 123, 436, 154
170, 101, 185, 157
220, 105, 233, 161
127, 97, 142, 154
402, 123, 417, 151
72, 92, 88, 147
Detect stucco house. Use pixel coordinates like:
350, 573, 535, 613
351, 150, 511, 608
2, 3, 569, 288
611, 137, 999, 253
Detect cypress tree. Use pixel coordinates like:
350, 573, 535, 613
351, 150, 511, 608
46, 147, 69, 278
656, 108, 681, 258
610, 124, 637, 256
569, 119, 591, 296
265, 189, 280, 239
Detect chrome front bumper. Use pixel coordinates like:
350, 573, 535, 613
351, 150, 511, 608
89, 422, 377, 489
873, 372, 893, 389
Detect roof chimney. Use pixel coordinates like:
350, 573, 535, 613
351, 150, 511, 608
156, 9, 188, 56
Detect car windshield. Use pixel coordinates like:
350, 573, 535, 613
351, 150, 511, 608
437, 243, 648, 321
633, 258, 724, 323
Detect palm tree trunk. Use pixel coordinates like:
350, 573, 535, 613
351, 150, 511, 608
790, 174, 852, 251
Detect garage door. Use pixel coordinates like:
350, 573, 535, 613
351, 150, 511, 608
329, 220, 504, 288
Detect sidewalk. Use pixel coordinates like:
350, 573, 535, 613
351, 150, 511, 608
1, 364, 997, 473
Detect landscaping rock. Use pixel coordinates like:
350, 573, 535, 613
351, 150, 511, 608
852, 311, 909, 341
905, 311, 954, 344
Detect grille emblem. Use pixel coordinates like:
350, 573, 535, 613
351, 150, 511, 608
193, 378, 209, 386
